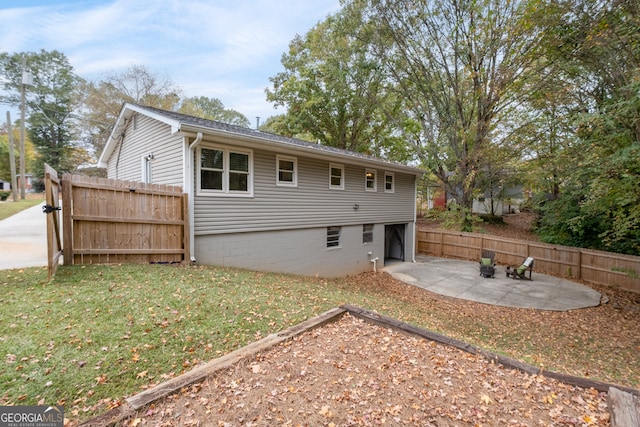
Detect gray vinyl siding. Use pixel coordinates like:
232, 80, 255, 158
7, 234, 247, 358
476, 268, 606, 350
194, 148, 416, 235
195, 223, 389, 277
105, 114, 184, 186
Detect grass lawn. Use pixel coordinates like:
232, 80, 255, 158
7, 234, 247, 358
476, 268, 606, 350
0, 195, 45, 221
1, 263, 638, 423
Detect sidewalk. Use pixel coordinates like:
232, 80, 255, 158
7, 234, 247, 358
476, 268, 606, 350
0, 203, 48, 270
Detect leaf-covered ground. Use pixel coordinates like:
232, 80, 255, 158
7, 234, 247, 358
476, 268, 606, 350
126, 314, 611, 426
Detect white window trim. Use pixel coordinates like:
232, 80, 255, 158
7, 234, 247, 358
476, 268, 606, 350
197, 144, 253, 197
276, 154, 298, 187
329, 163, 345, 190
365, 168, 377, 192
327, 226, 341, 249
363, 223, 374, 244
384, 171, 395, 193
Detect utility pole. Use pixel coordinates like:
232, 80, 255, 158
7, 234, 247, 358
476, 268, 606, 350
6, 112, 18, 201
19, 56, 32, 200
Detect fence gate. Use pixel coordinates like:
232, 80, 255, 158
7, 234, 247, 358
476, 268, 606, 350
44, 164, 63, 279
60, 173, 189, 266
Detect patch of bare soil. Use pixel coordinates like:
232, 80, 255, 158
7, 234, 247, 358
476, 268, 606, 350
418, 211, 540, 242
126, 314, 610, 427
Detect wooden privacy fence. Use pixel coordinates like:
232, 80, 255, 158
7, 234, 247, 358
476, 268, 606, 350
61, 173, 189, 265
417, 229, 640, 294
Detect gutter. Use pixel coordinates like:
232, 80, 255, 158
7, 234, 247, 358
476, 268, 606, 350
187, 132, 203, 263
178, 123, 424, 177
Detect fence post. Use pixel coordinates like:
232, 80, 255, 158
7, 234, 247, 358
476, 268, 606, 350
62, 177, 73, 265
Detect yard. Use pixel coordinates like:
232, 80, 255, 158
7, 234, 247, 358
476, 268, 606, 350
1, 263, 638, 425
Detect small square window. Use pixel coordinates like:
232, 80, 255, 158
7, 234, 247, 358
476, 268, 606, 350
327, 226, 341, 248
384, 172, 395, 193
365, 169, 377, 192
329, 163, 344, 190
363, 224, 374, 244
277, 155, 297, 186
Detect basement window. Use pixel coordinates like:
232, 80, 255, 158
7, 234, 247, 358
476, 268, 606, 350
363, 224, 374, 244
327, 226, 341, 248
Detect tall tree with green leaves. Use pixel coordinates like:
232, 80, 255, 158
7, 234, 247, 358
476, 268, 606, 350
534, 0, 640, 255
357, 0, 548, 221
80, 65, 182, 158
266, 3, 407, 159
0, 49, 86, 181
178, 96, 250, 127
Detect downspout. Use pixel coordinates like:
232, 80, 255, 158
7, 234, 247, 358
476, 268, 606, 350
412, 175, 418, 263
187, 132, 203, 262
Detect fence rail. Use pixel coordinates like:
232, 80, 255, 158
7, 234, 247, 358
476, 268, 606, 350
62, 174, 189, 265
417, 229, 640, 294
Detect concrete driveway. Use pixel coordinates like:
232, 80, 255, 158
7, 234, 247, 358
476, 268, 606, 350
0, 202, 48, 270
384, 255, 602, 311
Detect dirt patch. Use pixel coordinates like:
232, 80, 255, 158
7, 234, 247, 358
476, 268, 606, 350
418, 211, 540, 242
124, 314, 610, 426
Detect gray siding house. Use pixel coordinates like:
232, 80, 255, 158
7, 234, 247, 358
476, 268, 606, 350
98, 103, 423, 277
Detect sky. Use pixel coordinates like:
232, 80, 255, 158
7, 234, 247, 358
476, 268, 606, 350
0, 0, 341, 127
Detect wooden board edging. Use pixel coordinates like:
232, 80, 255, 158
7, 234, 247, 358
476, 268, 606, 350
342, 304, 640, 397
77, 307, 347, 427
77, 304, 639, 426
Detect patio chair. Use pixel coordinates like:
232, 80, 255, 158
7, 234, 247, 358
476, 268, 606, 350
506, 256, 534, 280
479, 250, 496, 278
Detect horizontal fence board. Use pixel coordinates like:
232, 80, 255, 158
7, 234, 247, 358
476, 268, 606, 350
71, 215, 185, 226
417, 228, 640, 294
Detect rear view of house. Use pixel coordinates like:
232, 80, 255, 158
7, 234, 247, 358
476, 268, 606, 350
98, 103, 423, 277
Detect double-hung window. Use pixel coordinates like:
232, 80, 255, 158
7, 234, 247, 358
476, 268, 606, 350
199, 145, 252, 195
365, 169, 377, 192
329, 163, 344, 190
277, 155, 297, 187
384, 172, 395, 193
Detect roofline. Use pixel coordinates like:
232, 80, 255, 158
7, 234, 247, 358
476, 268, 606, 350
98, 103, 424, 176
178, 123, 423, 175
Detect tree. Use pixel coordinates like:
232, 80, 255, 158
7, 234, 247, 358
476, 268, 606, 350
0, 123, 37, 182
266, 3, 404, 158
534, 0, 640, 255
358, 0, 548, 219
0, 49, 86, 180
80, 65, 182, 158
178, 96, 250, 127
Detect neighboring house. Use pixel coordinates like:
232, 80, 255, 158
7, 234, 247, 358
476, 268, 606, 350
98, 103, 424, 277
472, 185, 525, 216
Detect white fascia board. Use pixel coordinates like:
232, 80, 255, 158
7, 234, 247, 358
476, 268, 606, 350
97, 103, 181, 168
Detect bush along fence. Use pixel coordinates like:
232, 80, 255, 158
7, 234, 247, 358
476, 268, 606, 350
416, 229, 640, 294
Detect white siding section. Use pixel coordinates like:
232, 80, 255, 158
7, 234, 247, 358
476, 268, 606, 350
104, 114, 184, 186
194, 148, 416, 235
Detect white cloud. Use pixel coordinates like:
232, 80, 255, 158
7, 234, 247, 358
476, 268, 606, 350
0, 0, 341, 121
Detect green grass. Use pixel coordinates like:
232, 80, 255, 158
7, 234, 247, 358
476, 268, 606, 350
0, 197, 44, 220
0, 263, 638, 422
